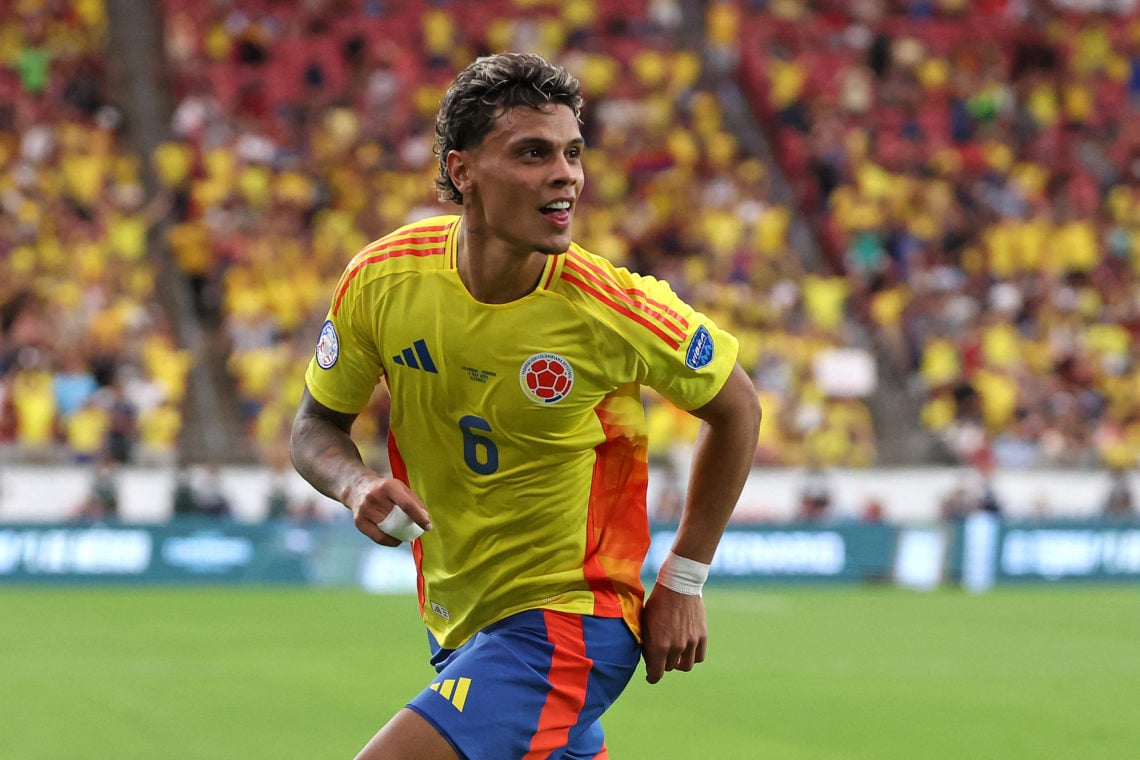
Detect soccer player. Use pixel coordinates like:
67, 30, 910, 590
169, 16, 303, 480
290, 52, 761, 760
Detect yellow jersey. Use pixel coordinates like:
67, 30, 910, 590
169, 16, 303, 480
305, 215, 738, 648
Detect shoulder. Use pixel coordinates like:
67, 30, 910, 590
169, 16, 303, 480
557, 243, 667, 299
347, 215, 457, 273
333, 215, 457, 305
554, 243, 694, 350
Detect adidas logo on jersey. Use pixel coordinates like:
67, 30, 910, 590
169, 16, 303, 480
392, 339, 438, 373
429, 677, 472, 712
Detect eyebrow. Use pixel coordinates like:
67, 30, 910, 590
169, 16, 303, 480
509, 135, 586, 150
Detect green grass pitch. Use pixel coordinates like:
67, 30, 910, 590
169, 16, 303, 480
2, 585, 1138, 759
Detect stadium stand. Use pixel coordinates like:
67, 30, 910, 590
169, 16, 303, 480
736, 0, 1140, 470
0, 0, 189, 468
154, 0, 878, 470
8, 0, 1140, 480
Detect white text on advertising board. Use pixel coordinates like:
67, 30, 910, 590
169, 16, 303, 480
1001, 529, 1140, 579
0, 529, 152, 575
649, 530, 846, 576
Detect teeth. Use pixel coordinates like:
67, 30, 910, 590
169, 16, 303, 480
546, 201, 571, 211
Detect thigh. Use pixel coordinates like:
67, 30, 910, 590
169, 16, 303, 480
408, 610, 640, 760
354, 708, 461, 760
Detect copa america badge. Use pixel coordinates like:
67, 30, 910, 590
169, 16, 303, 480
315, 320, 339, 369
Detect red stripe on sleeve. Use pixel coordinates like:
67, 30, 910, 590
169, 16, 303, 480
568, 252, 690, 326
331, 242, 444, 316
562, 270, 684, 350
329, 222, 449, 316
358, 228, 449, 257
563, 254, 688, 338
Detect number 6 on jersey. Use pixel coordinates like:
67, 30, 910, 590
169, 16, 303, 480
459, 415, 498, 474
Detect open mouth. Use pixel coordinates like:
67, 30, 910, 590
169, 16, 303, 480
541, 200, 572, 225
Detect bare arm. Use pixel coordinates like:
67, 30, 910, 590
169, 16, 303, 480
290, 387, 432, 546
667, 362, 760, 562
641, 362, 761, 683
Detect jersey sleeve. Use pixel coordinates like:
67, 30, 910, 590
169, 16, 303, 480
620, 271, 739, 411
303, 264, 385, 414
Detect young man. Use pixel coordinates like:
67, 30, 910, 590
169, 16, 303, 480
291, 52, 760, 760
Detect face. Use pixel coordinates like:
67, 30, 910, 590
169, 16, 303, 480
449, 104, 584, 256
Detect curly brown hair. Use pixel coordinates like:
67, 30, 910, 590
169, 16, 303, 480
434, 52, 583, 205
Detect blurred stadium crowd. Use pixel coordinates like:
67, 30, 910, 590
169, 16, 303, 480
3, 0, 1140, 480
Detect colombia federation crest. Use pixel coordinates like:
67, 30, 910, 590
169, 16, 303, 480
519, 353, 574, 404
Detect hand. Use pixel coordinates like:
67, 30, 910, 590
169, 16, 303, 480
343, 473, 432, 546
640, 585, 708, 684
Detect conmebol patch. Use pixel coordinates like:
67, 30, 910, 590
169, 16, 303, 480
685, 325, 714, 369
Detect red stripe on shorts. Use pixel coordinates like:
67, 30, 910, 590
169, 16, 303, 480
522, 611, 592, 759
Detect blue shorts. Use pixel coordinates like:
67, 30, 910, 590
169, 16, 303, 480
407, 609, 641, 760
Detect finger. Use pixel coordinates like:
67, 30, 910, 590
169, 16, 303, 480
401, 501, 433, 531
376, 504, 426, 542
673, 643, 697, 672
643, 645, 666, 684
385, 488, 432, 531
695, 637, 707, 665
645, 662, 664, 684
354, 511, 400, 547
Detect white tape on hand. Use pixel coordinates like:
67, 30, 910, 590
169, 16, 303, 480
376, 505, 425, 542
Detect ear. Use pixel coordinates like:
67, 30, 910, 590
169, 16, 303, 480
446, 150, 473, 196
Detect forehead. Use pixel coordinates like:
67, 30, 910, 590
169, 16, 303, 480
481, 104, 582, 148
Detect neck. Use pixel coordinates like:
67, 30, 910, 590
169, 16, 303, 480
456, 224, 549, 304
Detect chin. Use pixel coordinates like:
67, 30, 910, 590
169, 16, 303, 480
536, 234, 573, 255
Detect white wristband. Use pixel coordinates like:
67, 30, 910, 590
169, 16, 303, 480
376, 505, 425, 542
656, 551, 710, 597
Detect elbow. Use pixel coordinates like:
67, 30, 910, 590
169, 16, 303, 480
750, 392, 763, 443
725, 365, 761, 457
696, 364, 761, 447
731, 364, 762, 435
739, 390, 762, 459
287, 413, 307, 473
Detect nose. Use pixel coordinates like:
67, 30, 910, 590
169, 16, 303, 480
551, 152, 581, 187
